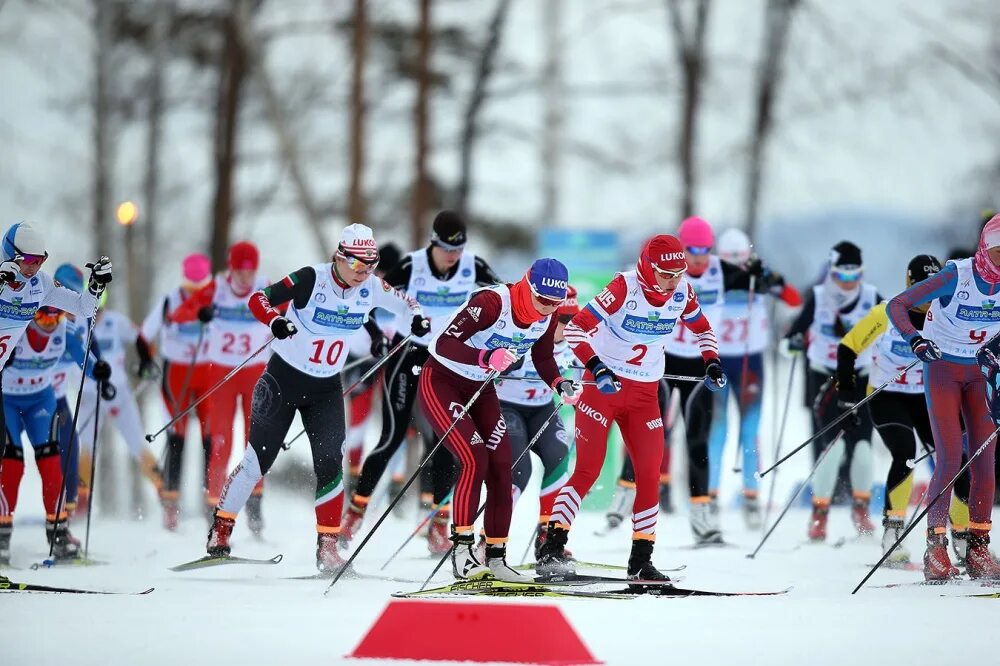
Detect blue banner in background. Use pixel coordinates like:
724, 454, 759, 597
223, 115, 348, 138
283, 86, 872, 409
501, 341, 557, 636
538, 229, 620, 302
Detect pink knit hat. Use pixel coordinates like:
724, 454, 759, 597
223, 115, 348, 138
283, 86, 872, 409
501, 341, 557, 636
182, 253, 212, 287
678, 216, 714, 248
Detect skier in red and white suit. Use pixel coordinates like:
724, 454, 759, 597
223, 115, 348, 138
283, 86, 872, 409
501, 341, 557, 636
418, 258, 581, 582
539, 234, 727, 580
168, 241, 272, 529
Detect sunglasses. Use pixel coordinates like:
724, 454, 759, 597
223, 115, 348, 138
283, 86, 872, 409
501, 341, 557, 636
685, 246, 711, 256
339, 249, 378, 275
18, 253, 48, 266
652, 264, 686, 278
831, 267, 863, 282
529, 283, 565, 308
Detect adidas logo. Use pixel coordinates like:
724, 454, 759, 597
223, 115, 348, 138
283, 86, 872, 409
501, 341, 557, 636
468, 306, 482, 322
470, 432, 484, 446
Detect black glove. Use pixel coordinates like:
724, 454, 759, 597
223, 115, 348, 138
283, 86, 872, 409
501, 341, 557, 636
100, 380, 117, 402
704, 359, 727, 392
197, 306, 215, 323
92, 359, 112, 383
411, 315, 431, 337
746, 257, 766, 279
87, 256, 113, 294
910, 335, 943, 363
835, 397, 862, 434
785, 332, 805, 354
586, 356, 621, 394
270, 316, 297, 340
136, 357, 159, 381
370, 331, 389, 359
0, 260, 20, 285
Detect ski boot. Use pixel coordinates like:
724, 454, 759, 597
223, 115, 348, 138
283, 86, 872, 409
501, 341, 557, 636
427, 510, 451, 555
851, 496, 875, 536
881, 515, 910, 565
658, 480, 674, 514
742, 493, 762, 530
951, 528, 969, 566
808, 502, 829, 542
533, 522, 573, 562
603, 483, 635, 533
627, 538, 670, 584
317, 533, 352, 575
45, 520, 80, 562
0, 523, 11, 566
485, 543, 530, 582
339, 496, 368, 547
923, 529, 960, 581
246, 494, 264, 539
965, 529, 1000, 580
450, 528, 489, 580
690, 500, 723, 545
206, 511, 236, 557
535, 523, 575, 575
160, 492, 180, 532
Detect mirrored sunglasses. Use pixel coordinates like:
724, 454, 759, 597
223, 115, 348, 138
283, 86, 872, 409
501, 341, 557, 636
685, 246, 711, 256
529, 283, 565, 307
831, 267, 863, 282
34, 307, 62, 326
19, 253, 48, 266
341, 250, 378, 275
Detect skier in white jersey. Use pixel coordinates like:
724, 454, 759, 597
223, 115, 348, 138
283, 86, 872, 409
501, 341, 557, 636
205, 224, 428, 573
77, 298, 164, 509
168, 241, 272, 529
341, 211, 501, 554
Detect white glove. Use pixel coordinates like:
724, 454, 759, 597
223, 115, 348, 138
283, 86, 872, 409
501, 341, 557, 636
0, 260, 20, 284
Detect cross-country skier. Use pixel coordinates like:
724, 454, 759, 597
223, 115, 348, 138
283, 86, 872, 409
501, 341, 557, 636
341, 212, 502, 554
540, 234, 727, 580
419, 258, 579, 581
887, 215, 1000, 580
141, 253, 214, 530
784, 241, 880, 541
169, 241, 272, 530
205, 224, 428, 573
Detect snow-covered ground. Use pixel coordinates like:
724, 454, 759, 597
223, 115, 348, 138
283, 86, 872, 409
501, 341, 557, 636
5, 358, 997, 665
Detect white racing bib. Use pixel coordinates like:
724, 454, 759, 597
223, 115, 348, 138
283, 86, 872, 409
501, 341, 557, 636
807, 283, 877, 371
3, 319, 67, 396
406, 250, 477, 346
923, 258, 1000, 359
0, 272, 54, 368
496, 341, 575, 407
870, 323, 923, 394
666, 256, 724, 359
716, 291, 769, 357
205, 274, 272, 367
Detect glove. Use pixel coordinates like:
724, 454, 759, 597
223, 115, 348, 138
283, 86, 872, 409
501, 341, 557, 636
835, 398, 862, 434
87, 256, 113, 293
136, 357, 159, 381
586, 357, 621, 394
703, 359, 727, 392
910, 335, 942, 363
782, 332, 805, 356
555, 379, 582, 406
370, 331, 389, 359
197, 306, 215, 323
745, 257, 766, 279
481, 348, 518, 373
100, 380, 117, 402
270, 316, 297, 340
977, 344, 1000, 426
92, 359, 112, 383
0, 260, 20, 284
410, 315, 431, 337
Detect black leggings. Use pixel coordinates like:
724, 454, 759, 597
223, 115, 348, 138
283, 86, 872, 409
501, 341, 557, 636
665, 354, 714, 499
502, 401, 569, 495
353, 340, 454, 504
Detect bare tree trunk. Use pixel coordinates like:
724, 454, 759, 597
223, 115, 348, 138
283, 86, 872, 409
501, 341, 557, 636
210, 1, 248, 270
456, 0, 512, 214
237, 9, 328, 256
347, 0, 368, 227
411, 0, 432, 249
92, 0, 113, 262
665, 0, 712, 220
744, 0, 800, 239
540, 0, 564, 227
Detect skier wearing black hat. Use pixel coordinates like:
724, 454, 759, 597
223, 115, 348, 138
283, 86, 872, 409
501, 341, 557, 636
784, 241, 882, 541
340, 211, 503, 553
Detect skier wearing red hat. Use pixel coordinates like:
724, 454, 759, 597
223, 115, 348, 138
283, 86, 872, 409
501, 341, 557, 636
419, 258, 580, 581
169, 241, 272, 528
141, 253, 215, 530
540, 234, 726, 580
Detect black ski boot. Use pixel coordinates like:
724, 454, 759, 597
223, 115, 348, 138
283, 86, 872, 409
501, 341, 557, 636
45, 521, 80, 561
0, 523, 11, 566
627, 538, 669, 583
535, 523, 575, 575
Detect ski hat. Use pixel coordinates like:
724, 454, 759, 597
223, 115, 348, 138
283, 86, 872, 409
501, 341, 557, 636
678, 216, 714, 249
717, 228, 752, 264
974, 214, 1000, 285
830, 241, 863, 269
906, 254, 942, 288
228, 241, 259, 271
431, 210, 467, 250
557, 283, 580, 319
182, 253, 212, 287
526, 258, 569, 301
337, 223, 379, 264
54, 263, 84, 293
2, 222, 46, 262
637, 234, 687, 304
378, 242, 402, 273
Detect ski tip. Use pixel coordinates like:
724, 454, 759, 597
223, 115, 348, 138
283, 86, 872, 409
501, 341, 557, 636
272, 554, 284, 564
140, 587, 156, 594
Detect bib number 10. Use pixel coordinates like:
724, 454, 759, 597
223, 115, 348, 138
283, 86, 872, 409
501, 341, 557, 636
309, 339, 344, 366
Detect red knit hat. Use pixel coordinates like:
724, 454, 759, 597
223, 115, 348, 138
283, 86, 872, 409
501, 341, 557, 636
636, 235, 686, 302
228, 241, 259, 270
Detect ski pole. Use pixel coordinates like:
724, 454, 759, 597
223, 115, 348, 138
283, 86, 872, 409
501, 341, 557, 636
906, 450, 933, 469
83, 386, 104, 559
419, 400, 566, 590
565, 364, 704, 383
761, 354, 798, 532
747, 430, 843, 559
732, 276, 757, 475
758, 359, 920, 478
49, 276, 105, 557
853, 425, 1000, 594
145, 337, 274, 443
324, 371, 499, 595
379, 487, 455, 571
283, 338, 411, 451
